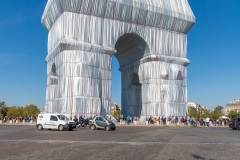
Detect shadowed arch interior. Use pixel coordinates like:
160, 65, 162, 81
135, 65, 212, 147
131, 73, 140, 85
50, 63, 58, 85
51, 63, 56, 76
114, 33, 149, 117
114, 33, 150, 67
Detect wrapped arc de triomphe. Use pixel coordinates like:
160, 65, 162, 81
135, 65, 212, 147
42, 0, 195, 119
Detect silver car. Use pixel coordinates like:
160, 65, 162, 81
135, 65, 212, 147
89, 116, 116, 131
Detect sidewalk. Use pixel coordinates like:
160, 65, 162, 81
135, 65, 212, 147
115, 121, 186, 127
0, 121, 228, 128
0, 120, 36, 126
115, 121, 228, 128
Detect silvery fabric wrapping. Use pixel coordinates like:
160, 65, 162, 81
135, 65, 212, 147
42, 0, 195, 119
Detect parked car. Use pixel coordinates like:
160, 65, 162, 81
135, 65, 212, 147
89, 116, 116, 131
229, 117, 240, 130
36, 113, 76, 131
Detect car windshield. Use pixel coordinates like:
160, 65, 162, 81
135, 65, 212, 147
57, 115, 69, 121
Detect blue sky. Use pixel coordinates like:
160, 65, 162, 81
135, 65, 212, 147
0, 0, 239, 111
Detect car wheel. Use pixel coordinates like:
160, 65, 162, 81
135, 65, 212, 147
37, 124, 43, 131
105, 125, 110, 131
232, 127, 237, 130
69, 129, 73, 131
90, 124, 96, 130
58, 125, 64, 131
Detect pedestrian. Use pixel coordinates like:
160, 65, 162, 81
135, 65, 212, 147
181, 116, 184, 124
175, 116, 178, 124
205, 117, 210, 127
126, 115, 131, 125
158, 116, 161, 124
163, 117, 166, 125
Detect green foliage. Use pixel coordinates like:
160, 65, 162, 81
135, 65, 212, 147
0, 101, 7, 117
212, 105, 224, 120
7, 106, 26, 118
189, 105, 226, 121
188, 108, 200, 120
24, 104, 40, 118
188, 107, 213, 120
227, 110, 240, 119
7, 107, 17, 118
0, 101, 6, 109
202, 110, 212, 118
1, 103, 40, 119
112, 110, 121, 119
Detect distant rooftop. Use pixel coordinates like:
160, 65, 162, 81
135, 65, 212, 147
226, 99, 240, 107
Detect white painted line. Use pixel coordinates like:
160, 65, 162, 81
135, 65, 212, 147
0, 139, 240, 146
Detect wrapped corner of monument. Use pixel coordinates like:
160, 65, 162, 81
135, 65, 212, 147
42, 0, 195, 119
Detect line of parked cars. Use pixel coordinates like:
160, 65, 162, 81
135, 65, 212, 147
229, 117, 240, 130
36, 113, 116, 131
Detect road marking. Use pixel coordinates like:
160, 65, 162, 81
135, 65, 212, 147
0, 139, 240, 146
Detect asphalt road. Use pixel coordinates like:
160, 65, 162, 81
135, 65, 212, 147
0, 125, 239, 160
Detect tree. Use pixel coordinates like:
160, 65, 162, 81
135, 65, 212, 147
112, 110, 121, 119
7, 106, 18, 118
24, 104, 40, 118
0, 101, 7, 117
202, 109, 212, 119
212, 105, 224, 120
188, 107, 200, 120
227, 110, 240, 119
0, 102, 41, 119
17, 107, 24, 117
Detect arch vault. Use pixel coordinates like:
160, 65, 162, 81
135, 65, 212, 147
42, 0, 195, 118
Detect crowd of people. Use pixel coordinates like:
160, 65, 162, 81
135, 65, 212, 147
117, 114, 229, 127
0, 116, 34, 123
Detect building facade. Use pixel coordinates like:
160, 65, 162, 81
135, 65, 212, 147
187, 102, 208, 116
226, 99, 240, 115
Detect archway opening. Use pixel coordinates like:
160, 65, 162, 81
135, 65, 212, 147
114, 33, 150, 117
51, 63, 56, 76
50, 63, 57, 85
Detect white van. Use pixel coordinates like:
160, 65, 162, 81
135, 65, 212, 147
36, 113, 76, 131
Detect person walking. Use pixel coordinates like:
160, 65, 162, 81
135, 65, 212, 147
175, 116, 178, 125
205, 117, 210, 127
126, 115, 131, 125
158, 116, 161, 125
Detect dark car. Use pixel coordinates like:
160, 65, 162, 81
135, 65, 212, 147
229, 118, 240, 130
89, 116, 116, 131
